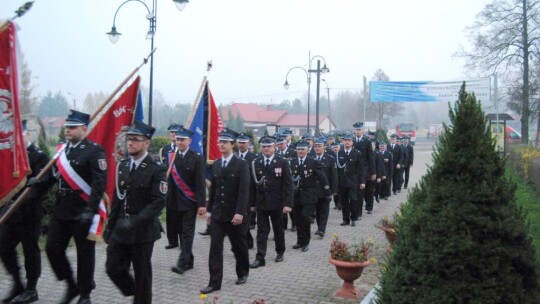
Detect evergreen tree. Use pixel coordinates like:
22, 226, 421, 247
376, 83, 540, 304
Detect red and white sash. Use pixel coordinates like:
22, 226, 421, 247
55, 143, 107, 240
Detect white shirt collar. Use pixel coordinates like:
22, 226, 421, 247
130, 151, 148, 169
264, 154, 275, 163
178, 147, 189, 155
222, 153, 234, 166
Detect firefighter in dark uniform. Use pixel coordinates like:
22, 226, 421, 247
402, 136, 414, 189
352, 122, 376, 215
388, 134, 404, 195
249, 136, 294, 268
373, 140, 387, 203
160, 123, 182, 249
301, 134, 317, 158
168, 127, 206, 275
274, 135, 295, 231
0, 120, 50, 304
396, 136, 407, 191
312, 137, 338, 238
290, 140, 331, 252
105, 121, 167, 304
44, 110, 107, 304
236, 132, 257, 249
377, 141, 393, 200
200, 129, 250, 294
336, 132, 365, 226
330, 141, 342, 210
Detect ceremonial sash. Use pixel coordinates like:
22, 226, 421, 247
168, 151, 197, 202
55, 143, 107, 239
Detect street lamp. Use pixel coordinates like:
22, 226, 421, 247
321, 79, 331, 132
283, 53, 329, 135
67, 92, 76, 111
107, 0, 189, 126
283, 66, 310, 133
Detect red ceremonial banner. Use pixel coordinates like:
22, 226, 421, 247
87, 76, 141, 204
0, 21, 31, 205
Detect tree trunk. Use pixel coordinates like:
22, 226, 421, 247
522, 0, 531, 145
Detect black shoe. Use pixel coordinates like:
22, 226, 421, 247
250, 260, 265, 268
198, 230, 210, 236
290, 226, 297, 232
336, 206, 342, 210
171, 265, 193, 275
76, 296, 91, 304
367, 210, 372, 214
351, 221, 357, 227
301, 245, 309, 252
383, 196, 388, 200
375, 197, 380, 203
275, 254, 284, 262
404, 186, 408, 189
200, 286, 220, 294
248, 244, 254, 249
397, 189, 401, 193
2, 284, 24, 304
10, 289, 37, 304
314, 230, 324, 237
59, 285, 79, 304
393, 191, 397, 195
235, 276, 248, 285
340, 222, 349, 226
292, 243, 302, 249
165, 244, 178, 249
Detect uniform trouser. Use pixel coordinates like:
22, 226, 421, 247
106, 240, 154, 304
175, 208, 197, 268
404, 166, 411, 188
282, 210, 296, 229
250, 210, 257, 226
46, 218, 95, 296
333, 194, 341, 208
315, 197, 330, 233
255, 209, 285, 261
374, 181, 381, 199
392, 166, 402, 192
165, 206, 180, 246
293, 203, 315, 246
398, 167, 405, 190
364, 180, 375, 211
382, 178, 391, 198
339, 186, 359, 223
208, 220, 249, 288
0, 218, 42, 289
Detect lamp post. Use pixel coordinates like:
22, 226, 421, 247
67, 92, 76, 110
107, 0, 189, 126
283, 66, 310, 133
283, 53, 329, 135
321, 79, 331, 132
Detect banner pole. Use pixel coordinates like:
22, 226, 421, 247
184, 76, 207, 129
0, 50, 155, 225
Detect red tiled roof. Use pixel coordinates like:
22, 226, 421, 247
221, 103, 286, 124
276, 114, 328, 127
42, 117, 65, 128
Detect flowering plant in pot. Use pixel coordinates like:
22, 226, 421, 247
329, 234, 376, 300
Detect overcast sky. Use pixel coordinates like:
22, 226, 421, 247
1, 0, 488, 108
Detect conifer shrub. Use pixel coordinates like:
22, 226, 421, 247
376, 84, 540, 303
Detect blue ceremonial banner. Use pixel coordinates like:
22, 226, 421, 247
135, 88, 144, 122
370, 78, 491, 103
189, 88, 205, 156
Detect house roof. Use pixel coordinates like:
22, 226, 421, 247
276, 114, 329, 127
42, 117, 65, 128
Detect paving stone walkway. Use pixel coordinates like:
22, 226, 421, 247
0, 142, 434, 304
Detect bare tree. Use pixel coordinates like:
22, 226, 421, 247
458, 0, 540, 144
20, 53, 38, 115
367, 69, 404, 130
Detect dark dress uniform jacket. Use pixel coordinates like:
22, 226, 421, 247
388, 143, 404, 167
159, 142, 176, 164
53, 139, 107, 219
167, 149, 206, 211
405, 144, 414, 167
380, 150, 393, 177
108, 155, 167, 244
354, 136, 376, 177
238, 150, 257, 202
207, 156, 250, 222
336, 149, 365, 187
290, 157, 331, 205
313, 154, 338, 198
276, 147, 295, 160
251, 155, 294, 210
7, 144, 50, 223
374, 150, 386, 178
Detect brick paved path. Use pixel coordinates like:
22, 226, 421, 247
0, 142, 433, 304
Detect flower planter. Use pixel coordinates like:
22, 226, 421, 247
378, 226, 397, 244
329, 258, 371, 300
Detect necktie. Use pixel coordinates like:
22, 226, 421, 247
241, 154, 245, 159
131, 162, 136, 172
178, 152, 183, 159
222, 160, 227, 168
346, 150, 349, 156
265, 159, 270, 167
317, 156, 321, 161
299, 159, 303, 167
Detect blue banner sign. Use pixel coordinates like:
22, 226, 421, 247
370, 78, 491, 102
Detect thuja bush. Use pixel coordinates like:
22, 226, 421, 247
376, 84, 540, 303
